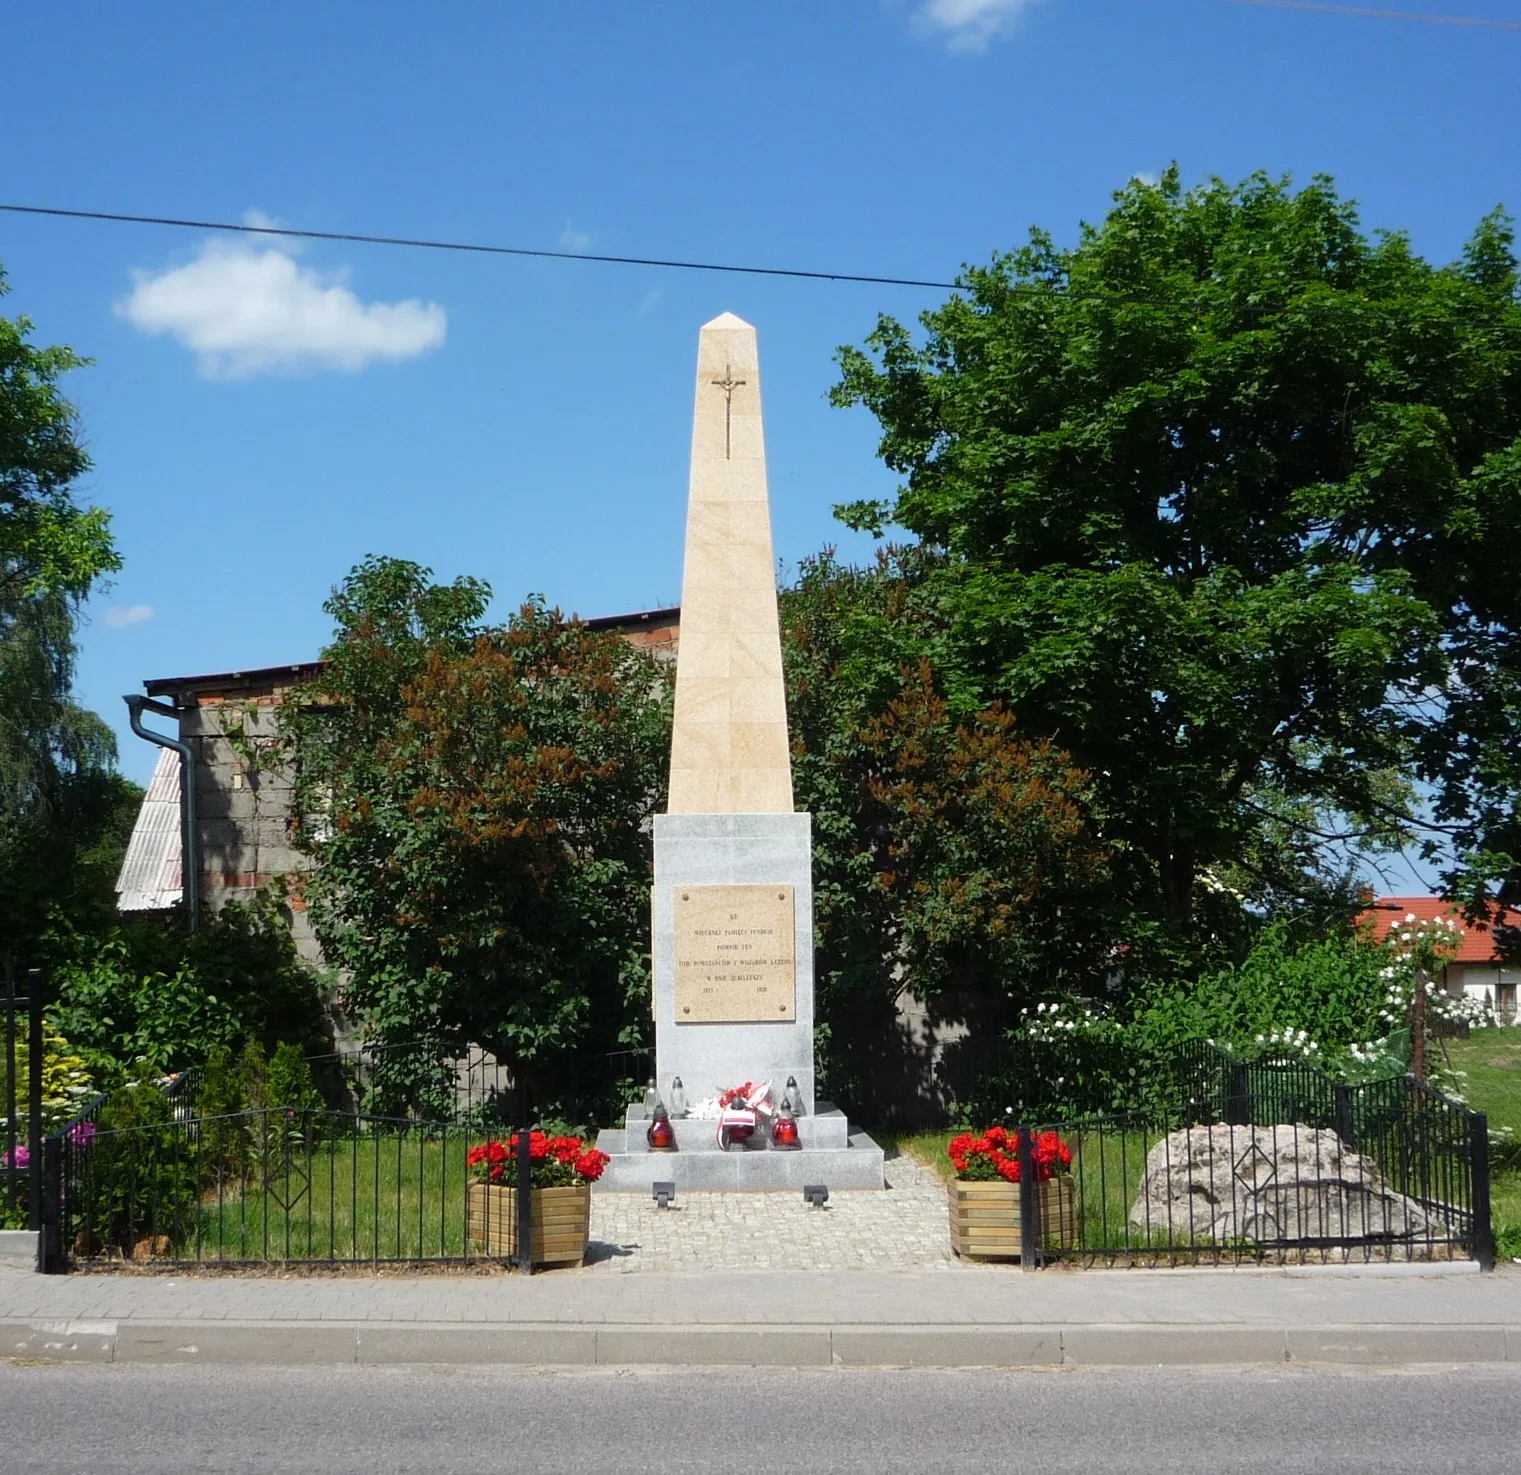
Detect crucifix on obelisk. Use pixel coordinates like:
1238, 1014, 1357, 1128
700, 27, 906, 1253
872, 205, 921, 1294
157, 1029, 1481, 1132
668, 314, 792, 815
710, 364, 746, 460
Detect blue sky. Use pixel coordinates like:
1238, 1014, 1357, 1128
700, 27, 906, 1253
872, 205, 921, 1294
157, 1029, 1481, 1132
3, 0, 1518, 892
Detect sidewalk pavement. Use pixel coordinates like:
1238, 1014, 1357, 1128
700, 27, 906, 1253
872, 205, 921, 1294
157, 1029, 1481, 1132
3, 1258, 1518, 1370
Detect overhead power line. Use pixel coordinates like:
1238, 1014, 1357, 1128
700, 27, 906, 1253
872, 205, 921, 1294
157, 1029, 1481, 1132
0, 200, 1496, 327
0, 202, 961, 293
1215, 0, 1521, 29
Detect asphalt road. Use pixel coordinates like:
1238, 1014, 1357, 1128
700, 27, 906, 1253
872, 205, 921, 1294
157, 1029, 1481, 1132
3, 1362, 1518, 1473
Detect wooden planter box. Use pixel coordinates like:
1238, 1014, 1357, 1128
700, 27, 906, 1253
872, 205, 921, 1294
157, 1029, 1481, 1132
466, 1182, 591, 1267
948, 1175, 1077, 1261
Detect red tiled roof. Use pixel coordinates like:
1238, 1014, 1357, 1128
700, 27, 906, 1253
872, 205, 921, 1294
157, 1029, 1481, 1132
1362, 896, 1521, 965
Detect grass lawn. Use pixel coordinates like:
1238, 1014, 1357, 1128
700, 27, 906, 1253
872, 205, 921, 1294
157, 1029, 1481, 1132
1440, 1029, 1521, 1134
877, 1129, 956, 1180
193, 1131, 476, 1262
1442, 1029, 1521, 1251
84, 1128, 498, 1265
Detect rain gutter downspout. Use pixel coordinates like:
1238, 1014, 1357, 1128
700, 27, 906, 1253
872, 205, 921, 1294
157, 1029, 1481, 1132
124, 693, 199, 934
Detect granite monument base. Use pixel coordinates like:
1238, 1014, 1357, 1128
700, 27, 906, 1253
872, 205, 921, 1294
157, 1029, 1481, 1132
594, 1102, 886, 1191
652, 811, 817, 1113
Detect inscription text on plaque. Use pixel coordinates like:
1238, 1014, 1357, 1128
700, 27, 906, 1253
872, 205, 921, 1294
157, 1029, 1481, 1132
673, 884, 796, 1024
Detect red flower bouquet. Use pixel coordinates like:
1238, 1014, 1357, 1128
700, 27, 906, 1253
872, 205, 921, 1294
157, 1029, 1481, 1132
467, 1132, 609, 1189
947, 1127, 1072, 1184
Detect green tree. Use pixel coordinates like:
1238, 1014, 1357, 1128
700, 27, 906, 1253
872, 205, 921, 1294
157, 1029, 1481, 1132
833, 169, 1521, 973
781, 550, 1111, 1114
0, 263, 128, 961
266, 1042, 322, 1115
47, 897, 326, 1082
240, 1038, 269, 1111
196, 1043, 247, 1190
285, 557, 672, 1122
1131, 922, 1396, 1065
1416, 206, 1521, 927
85, 1073, 198, 1256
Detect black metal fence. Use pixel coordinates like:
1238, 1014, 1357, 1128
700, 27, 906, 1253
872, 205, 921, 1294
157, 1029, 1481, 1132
38, 1032, 651, 1272
17, 988, 1497, 1274
997, 1043, 1494, 1269
45, 1107, 533, 1269
16, 1007, 652, 1272
2, 964, 44, 1238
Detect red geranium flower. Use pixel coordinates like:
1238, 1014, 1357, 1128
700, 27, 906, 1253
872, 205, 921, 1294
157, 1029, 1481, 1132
574, 1149, 610, 1182
469, 1132, 610, 1187
947, 1127, 1072, 1184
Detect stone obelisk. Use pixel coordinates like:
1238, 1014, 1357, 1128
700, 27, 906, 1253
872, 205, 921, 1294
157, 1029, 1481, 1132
653, 313, 816, 1116
594, 315, 883, 1188
667, 312, 794, 814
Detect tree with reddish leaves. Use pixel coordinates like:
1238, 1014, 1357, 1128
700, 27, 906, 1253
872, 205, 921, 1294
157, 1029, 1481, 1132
286, 557, 671, 1123
781, 550, 1110, 1116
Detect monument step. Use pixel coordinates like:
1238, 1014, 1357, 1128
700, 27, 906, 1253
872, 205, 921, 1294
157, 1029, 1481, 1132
593, 1128, 886, 1192
622, 1103, 850, 1154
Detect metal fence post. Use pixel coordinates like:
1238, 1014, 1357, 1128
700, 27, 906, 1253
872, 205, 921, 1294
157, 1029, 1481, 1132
27, 969, 43, 1232
1225, 1061, 1250, 1126
1333, 1084, 1355, 1150
515, 1121, 534, 1275
4, 961, 15, 1223
1468, 1111, 1495, 1271
38, 1135, 63, 1274
1017, 1125, 1041, 1272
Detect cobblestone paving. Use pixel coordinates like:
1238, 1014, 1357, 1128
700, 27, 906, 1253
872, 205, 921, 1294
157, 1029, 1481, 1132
585, 1153, 964, 1273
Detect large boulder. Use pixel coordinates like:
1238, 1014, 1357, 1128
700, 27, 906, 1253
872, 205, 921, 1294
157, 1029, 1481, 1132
1127, 1123, 1438, 1245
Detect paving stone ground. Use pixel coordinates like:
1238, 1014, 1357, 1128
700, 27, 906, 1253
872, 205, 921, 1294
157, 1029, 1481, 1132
585, 1152, 962, 1273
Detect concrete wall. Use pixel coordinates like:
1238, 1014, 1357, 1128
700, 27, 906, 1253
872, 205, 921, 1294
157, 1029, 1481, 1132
136, 613, 682, 971
1448, 964, 1521, 1023
176, 678, 321, 967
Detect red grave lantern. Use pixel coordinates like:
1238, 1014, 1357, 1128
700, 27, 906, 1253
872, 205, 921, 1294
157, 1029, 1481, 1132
771, 1106, 801, 1150
647, 1105, 676, 1151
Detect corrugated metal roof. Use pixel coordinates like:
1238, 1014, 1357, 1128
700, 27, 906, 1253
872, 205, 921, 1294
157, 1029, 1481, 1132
116, 746, 183, 912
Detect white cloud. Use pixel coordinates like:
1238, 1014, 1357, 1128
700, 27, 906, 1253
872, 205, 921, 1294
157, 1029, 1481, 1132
914, 0, 1043, 51
104, 604, 155, 629
1132, 170, 1160, 186
117, 241, 447, 378
638, 287, 663, 316
559, 220, 592, 252
241, 207, 305, 253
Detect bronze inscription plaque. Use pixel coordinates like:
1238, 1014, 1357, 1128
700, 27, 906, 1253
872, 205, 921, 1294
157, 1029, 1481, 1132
673, 885, 796, 1024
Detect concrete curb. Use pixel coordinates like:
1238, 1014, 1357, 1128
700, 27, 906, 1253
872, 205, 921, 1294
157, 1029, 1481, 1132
0, 1231, 37, 1271
6, 1319, 1521, 1368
